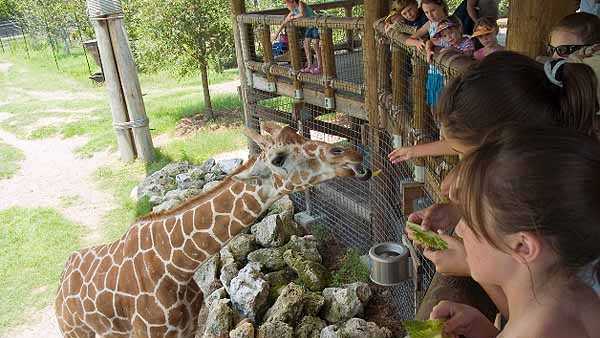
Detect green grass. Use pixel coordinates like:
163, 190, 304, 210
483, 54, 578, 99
330, 248, 370, 287
0, 207, 82, 331
0, 141, 25, 179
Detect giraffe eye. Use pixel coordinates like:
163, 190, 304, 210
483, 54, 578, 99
330, 147, 344, 155
271, 154, 287, 167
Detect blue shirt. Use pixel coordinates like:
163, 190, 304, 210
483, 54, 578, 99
580, 0, 600, 15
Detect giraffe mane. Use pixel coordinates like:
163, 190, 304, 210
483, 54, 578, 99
135, 156, 259, 222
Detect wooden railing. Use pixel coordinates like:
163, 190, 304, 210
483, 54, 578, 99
237, 5, 365, 118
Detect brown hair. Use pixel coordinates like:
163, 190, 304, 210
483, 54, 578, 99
454, 127, 600, 273
420, 0, 448, 15
437, 51, 598, 146
553, 12, 600, 45
474, 16, 498, 32
393, 0, 418, 12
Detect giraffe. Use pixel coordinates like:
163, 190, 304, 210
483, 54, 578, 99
54, 123, 372, 338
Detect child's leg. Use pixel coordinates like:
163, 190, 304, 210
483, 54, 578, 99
303, 38, 313, 66
314, 39, 323, 69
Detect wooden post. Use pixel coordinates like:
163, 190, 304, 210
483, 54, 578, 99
364, 0, 389, 244
344, 4, 354, 51
506, 0, 577, 58
391, 45, 408, 136
411, 56, 427, 181
92, 19, 135, 162
377, 38, 390, 130
320, 27, 336, 109
107, 17, 155, 162
288, 25, 303, 97
259, 24, 275, 85
231, 0, 260, 154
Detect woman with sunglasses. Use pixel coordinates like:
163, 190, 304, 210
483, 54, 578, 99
548, 12, 600, 58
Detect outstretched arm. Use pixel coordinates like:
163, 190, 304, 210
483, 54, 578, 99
405, 22, 430, 50
388, 140, 457, 164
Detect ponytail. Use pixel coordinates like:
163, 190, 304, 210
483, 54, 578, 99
556, 61, 599, 136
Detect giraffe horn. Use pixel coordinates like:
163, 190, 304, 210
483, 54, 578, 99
243, 128, 272, 150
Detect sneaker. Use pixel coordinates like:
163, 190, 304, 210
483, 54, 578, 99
309, 65, 321, 75
301, 65, 313, 73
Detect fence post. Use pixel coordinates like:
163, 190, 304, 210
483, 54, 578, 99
344, 4, 354, 51
320, 27, 336, 110
92, 19, 136, 162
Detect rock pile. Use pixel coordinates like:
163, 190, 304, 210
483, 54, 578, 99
133, 158, 243, 213
192, 204, 392, 338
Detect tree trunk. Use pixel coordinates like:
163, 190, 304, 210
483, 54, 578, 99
62, 28, 70, 55
200, 63, 214, 120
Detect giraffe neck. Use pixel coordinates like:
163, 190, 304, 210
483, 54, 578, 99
139, 171, 284, 283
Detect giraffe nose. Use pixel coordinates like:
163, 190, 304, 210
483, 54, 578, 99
353, 164, 372, 180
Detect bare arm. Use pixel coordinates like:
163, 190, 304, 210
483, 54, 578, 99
389, 140, 458, 163
275, 13, 294, 37
405, 22, 430, 49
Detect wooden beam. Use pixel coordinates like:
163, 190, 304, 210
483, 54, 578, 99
250, 0, 363, 15
506, 0, 577, 58
304, 119, 361, 142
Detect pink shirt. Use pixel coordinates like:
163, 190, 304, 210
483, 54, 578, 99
474, 45, 504, 61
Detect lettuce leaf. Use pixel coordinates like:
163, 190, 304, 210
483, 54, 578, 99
406, 221, 448, 250
403, 319, 446, 338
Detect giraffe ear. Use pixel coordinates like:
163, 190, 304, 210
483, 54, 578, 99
243, 128, 273, 151
232, 157, 272, 184
262, 121, 283, 137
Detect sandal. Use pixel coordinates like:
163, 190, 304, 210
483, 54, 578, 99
309, 65, 322, 74
301, 65, 313, 73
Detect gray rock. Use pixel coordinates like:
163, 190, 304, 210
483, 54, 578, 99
202, 298, 234, 338
175, 173, 193, 190
130, 186, 139, 201
251, 214, 298, 248
229, 319, 255, 338
152, 198, 181, 213
264, 269, 297, 290
283, 249, 328, 292
321, 283, 372, 323
162, 161, 190, 176
220, 262, 239, 293
247, 248, 286, 271
302, 291, 325, 317
194, 254, 221, 296
229, 262, 270, 322
180, 187, 201, 200
320, 318, 392, 338
163, 189, 183, 202
189, 167, 207, 180
268, 195, 296, 223
295, 316, 326, 338
205, 172, 220, 182
205, 287, 228, 312
203, 180, 222, 193
216, 158, 243, 175
200, 158, 216, 173
264, 283, 305, 324
149, 194, 164, 205
282, 235, 322, 263
257, 321, 293, 338
221, 234, 256, 264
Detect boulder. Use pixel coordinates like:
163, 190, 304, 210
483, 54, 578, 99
200, 158, 216, 173
216, 158, 243, 175
257, 321, 293, 338
162, 162, 191, 176
251, 214, 299, 248
202, 298, 234, 338
220, 262, 239, 293
203, 180, 222, 193
320, 318, 392, 338
282, 235, 322, 263
295, 316, 326, 338
163, 189, 183, 202
229, 319, 255, 338
264, 283, 305, 324
264, 269, 297, 302
283, 249, 328, 292
321, 283, 372, 323
194, 253, 222, 296
268, 195, 295, 222
247, 248, 286, 271
229, 262, 270, 322
152, 198, 181, 213
220, 234, 256, 265
175, 173, 193, 190
302, 291, 325, 317
205, 287, 228, 312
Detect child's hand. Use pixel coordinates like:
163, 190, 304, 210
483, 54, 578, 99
423, 234, 471, 277
388, 146, 414, 163
415, 39, 426, 52
430, 301, 500, 338
407, 203, 461, 233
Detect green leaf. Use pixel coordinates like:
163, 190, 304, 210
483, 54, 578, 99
406, 221, 448, 251
403, 319, 446, 338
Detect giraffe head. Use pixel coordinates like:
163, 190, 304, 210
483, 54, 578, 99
233, 122, 371, 194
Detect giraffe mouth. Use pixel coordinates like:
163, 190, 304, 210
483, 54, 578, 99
352, 164, 372, 180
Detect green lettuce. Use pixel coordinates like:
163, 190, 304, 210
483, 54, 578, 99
403, 319, 446, 338
406, 221, 448, 251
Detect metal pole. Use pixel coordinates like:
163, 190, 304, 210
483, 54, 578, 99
20, 26, 30, 59
74, 14, 92, 76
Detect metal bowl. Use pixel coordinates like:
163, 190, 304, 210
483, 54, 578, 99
369, 242, 410, 286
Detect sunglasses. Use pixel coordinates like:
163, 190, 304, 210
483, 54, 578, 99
546, 44, 590, 57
